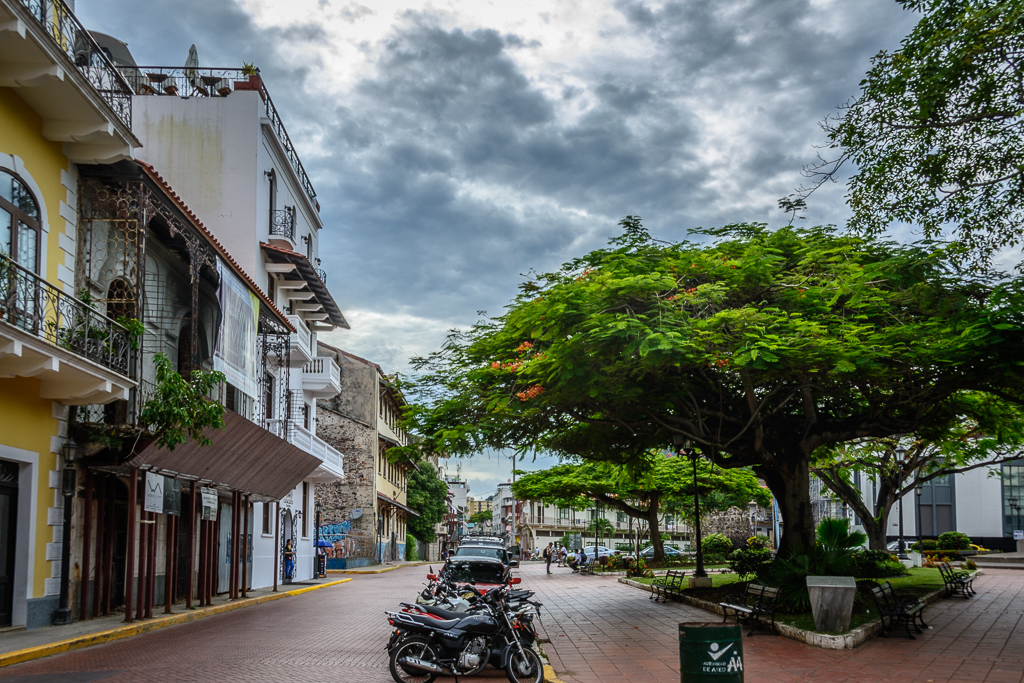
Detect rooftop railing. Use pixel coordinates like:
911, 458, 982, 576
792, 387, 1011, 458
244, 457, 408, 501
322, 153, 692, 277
130, 66, 317, 204
0, 253, 132, 376
17, 0, 133, 128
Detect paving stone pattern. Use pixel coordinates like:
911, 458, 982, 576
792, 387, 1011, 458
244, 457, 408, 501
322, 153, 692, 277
0, 562, 1021, 683
527, 564, 1024, 683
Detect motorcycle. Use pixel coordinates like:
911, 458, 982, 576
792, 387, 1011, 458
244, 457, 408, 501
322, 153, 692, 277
385, 584, 544, 683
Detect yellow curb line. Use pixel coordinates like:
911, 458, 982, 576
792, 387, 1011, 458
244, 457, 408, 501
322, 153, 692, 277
328, 561, 433, 575
544, 664, 569, 683
0, 578, 352, 669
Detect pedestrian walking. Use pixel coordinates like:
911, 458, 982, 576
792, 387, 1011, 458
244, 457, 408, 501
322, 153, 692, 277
544, 542, 554, 574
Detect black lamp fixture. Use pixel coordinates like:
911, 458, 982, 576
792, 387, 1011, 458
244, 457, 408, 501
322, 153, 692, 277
52, 437, 78, 625
915, 484, 924, 549
672, 433, 707, 578
894, 445, 908, 560
1010, 496, 1021, 534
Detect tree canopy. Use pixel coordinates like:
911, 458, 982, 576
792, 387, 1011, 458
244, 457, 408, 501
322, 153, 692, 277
469, 509, 493, 525
405, 456, 449, 542
812, 394, 1024, 549
402, 221, 1024, 552
795, 0, 1024, 267
512, 454, 770, 560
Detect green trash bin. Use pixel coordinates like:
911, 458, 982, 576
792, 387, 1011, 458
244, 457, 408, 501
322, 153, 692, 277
678, 622, 744, 683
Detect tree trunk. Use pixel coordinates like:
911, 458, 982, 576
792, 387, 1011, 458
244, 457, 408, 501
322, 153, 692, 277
760, 456, 816, 555
647, 500, 664, 563
813, 467, 888, 551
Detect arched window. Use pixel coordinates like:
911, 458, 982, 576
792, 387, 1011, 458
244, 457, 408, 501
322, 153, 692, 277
105, 278, 136, 320
0, 169, 41, 272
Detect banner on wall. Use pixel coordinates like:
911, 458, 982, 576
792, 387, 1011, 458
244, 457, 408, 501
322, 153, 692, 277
144, 472, 164, 514
213, 259, 260, 399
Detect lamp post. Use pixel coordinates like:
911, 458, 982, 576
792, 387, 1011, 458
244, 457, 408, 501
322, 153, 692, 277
748, 500, 758, 537
1009, 496, 1021, 533
52, 438, 78, 625
895, 445, 908, 560
314, 499, 322, 578
673, 434, 706, 579
921, 483, 929, 548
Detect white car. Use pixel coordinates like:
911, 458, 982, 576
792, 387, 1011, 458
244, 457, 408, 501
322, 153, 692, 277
577, 545, 615, 561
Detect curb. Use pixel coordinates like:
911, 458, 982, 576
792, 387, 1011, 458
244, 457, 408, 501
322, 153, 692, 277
0, 578, 352, 669
544, 663, 569, 683
328, 561, 433, 575
617, 576, 953, 650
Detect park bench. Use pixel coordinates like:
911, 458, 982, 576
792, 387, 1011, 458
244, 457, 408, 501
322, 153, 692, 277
578, 556, 596, 576
650, 570, 687, 603
719, 583, 780, 635
867, 581, 928, 639
938, 562, 975, 599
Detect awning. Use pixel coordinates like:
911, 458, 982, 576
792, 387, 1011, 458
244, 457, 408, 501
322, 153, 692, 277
131, 410, 322, 501
260, 243, 348, 329
377, 491, 420, 517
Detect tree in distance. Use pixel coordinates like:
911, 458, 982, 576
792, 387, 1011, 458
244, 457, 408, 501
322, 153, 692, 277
812, 395, 1024, 549
405, 456, 450, 542
788, 0, 1024, 268
401, 219, 1024, 553
511, 454, 769, 562
469, 509, 493, 525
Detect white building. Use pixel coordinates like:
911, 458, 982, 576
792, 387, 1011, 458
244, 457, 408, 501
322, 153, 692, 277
92, 38, 348, 587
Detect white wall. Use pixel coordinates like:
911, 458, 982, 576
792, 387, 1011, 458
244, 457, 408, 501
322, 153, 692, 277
954, 467, 1003, 539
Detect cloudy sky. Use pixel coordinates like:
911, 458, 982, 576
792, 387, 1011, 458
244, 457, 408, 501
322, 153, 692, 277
78, 0, 921, 497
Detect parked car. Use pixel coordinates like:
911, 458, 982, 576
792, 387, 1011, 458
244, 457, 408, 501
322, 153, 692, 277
577, 545, 616, 561
454, 544, 519, 568
440, 557, 512, 588
627, 545, 686, 560
886, 540, 917, 553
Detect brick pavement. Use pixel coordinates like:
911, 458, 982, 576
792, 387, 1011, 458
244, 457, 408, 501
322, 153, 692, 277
525, 564, 1024, 683
1, 562, 1021, 683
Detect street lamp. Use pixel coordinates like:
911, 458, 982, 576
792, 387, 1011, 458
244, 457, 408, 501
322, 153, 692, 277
673, 434, 706, 579
52, 437, 78, 625
895, 445, 908, 560
1009, 496, 1021, 533
748, 500, 758, 536
915, 485, 923, 547
314, 499, 323, 578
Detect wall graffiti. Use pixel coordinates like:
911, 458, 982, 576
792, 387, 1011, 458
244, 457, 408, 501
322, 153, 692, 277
318, 521, 371, 558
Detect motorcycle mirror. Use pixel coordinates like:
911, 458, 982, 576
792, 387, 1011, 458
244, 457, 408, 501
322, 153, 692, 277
509, 577, 522, 585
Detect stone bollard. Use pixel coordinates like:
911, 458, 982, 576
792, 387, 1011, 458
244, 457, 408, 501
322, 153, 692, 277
806, 576, 856, 633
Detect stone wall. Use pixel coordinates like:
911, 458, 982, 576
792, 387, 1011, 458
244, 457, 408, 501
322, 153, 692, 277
315, 404, 377, 551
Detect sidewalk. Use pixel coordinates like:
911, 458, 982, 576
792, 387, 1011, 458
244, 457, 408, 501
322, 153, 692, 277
0, 575, 350, 667
328, 560, 435, 574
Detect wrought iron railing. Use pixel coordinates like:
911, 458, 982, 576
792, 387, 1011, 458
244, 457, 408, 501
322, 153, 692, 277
17, 0, 132, 129
269, 207, 295, 240
0, 253, 131, 376
316, 268, 327, 285
132, 66, 317, 203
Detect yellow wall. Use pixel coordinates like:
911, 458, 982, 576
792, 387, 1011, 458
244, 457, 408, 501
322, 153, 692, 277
0, 377, 60, 599
0, 87, 71, 287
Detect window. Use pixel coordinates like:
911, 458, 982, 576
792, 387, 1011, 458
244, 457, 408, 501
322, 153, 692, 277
262, 502, 271, 534
0, 169, 41, 272
559, 507, 569, 519
302, 403, 310, 430
267, 274, 275, 305
616, 511, 626, 523
302, 482, 309, 537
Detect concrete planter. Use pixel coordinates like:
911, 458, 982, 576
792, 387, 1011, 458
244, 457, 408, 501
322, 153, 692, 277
806, 576, 856, 633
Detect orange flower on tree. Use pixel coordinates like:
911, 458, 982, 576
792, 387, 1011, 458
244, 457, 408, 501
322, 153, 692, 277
516, 385, 545, 401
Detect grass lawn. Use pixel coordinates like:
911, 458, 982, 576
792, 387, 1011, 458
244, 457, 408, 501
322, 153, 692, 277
623, 567, 954, 635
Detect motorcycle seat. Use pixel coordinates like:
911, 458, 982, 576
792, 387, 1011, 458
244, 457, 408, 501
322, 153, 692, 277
406, 612, 461, 630
417, 604, 466, 620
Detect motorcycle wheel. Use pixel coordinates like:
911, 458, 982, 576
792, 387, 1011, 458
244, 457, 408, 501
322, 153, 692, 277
389, 637, 440, 683
505, 647, 543, 683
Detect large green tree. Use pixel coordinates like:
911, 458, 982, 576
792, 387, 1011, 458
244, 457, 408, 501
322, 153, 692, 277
405, 456, 449, 542
793, 0, 1024, 267
812, 395, 1024, 549
512, 454, 769, 561
402, 221, 1024, 553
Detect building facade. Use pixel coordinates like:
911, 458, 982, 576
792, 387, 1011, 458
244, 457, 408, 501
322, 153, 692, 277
0, 0, 138, 628
315, 343, 418, 566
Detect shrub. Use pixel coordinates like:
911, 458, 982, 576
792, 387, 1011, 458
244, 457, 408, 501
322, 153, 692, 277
702, 533, 733, 556
406, 534, 417, 561
965, 559, 977, 570
849, 550, 906, 578
745, 535, 771, 551
910, 539, 938, 552
938, 531, 971, 551
727, 548, 774, 578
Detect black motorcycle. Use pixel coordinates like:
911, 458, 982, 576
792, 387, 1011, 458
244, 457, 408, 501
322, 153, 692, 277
385, 585, 543, 683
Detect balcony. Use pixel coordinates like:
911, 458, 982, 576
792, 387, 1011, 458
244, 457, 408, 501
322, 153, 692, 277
269, 207, 295, 245
290, 422, 344, 482
1, 0, 137, 161
129, 66, 315, 205
302, 355, 340, 398
0, 253, 134, 403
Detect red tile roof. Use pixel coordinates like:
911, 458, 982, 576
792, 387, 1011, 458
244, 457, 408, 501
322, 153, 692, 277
134, 160, 295, 333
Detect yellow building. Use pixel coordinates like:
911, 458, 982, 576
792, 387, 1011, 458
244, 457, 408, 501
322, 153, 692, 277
0, 0, 137, 628
469, 497, 493, 516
